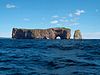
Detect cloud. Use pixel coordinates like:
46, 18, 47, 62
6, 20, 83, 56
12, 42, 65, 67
59, 19, 63, 22
51, 20, 58, 24
68, 21, 79, 26
74, 10, 85, 16
59, 19, 65, 22
50, 9, 84, 26
61, 16, 66, 19
83, 32, 100, 39
24, 18, 30, 21
6, 4, 16, 9
70, 18, 79, 22
96, 9, 99, 12
50, 15, 80, 26
69, 13, 73, 17
52, 15, 59, 18
41, 17, 46, 20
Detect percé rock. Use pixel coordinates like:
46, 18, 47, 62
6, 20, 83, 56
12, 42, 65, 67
12, 28, 71, 39
74, 30, 82, 39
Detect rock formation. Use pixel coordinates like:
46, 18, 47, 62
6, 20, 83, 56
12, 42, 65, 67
74, 30, 82, 39
12, 28, 71, 39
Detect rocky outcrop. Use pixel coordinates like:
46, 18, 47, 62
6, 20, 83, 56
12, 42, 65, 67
74, 30, 82, 39
12, 28, 71, 39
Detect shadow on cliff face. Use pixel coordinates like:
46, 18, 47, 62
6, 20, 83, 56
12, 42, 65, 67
12, 28, 25, 39
55, 30, 67, 39
12, 28, 71, 39
25, 30, 33, 39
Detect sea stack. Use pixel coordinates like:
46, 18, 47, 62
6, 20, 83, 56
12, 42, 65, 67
12, 28, 71, 39
74, 30, 82, 39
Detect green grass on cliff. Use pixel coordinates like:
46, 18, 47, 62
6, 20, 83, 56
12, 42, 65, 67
55, 27, 71, 30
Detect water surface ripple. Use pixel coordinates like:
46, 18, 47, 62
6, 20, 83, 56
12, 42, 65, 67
0, 39, 100, 75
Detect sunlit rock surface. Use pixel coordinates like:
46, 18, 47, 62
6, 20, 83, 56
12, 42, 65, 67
12, 28, 71, 39
74, 30, 82, 39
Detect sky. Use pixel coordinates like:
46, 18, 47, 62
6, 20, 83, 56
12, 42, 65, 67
0, 0, 100, 39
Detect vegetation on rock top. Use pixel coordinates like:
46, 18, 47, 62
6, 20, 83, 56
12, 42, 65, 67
55, 27, 71, 30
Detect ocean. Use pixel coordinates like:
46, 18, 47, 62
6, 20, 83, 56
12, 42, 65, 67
0, 39, 100, 75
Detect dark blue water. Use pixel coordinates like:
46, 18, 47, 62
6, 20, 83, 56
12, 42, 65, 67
0, 39, 100, 75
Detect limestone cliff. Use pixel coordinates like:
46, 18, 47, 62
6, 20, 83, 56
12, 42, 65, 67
12, 28, 71, 39
74, 30, 82, 39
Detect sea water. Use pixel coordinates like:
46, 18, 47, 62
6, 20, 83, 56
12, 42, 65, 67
0, 39, 100, 75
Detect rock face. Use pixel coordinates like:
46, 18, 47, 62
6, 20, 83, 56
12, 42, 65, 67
74, 30, 82, 39
12, 28, 71, 39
